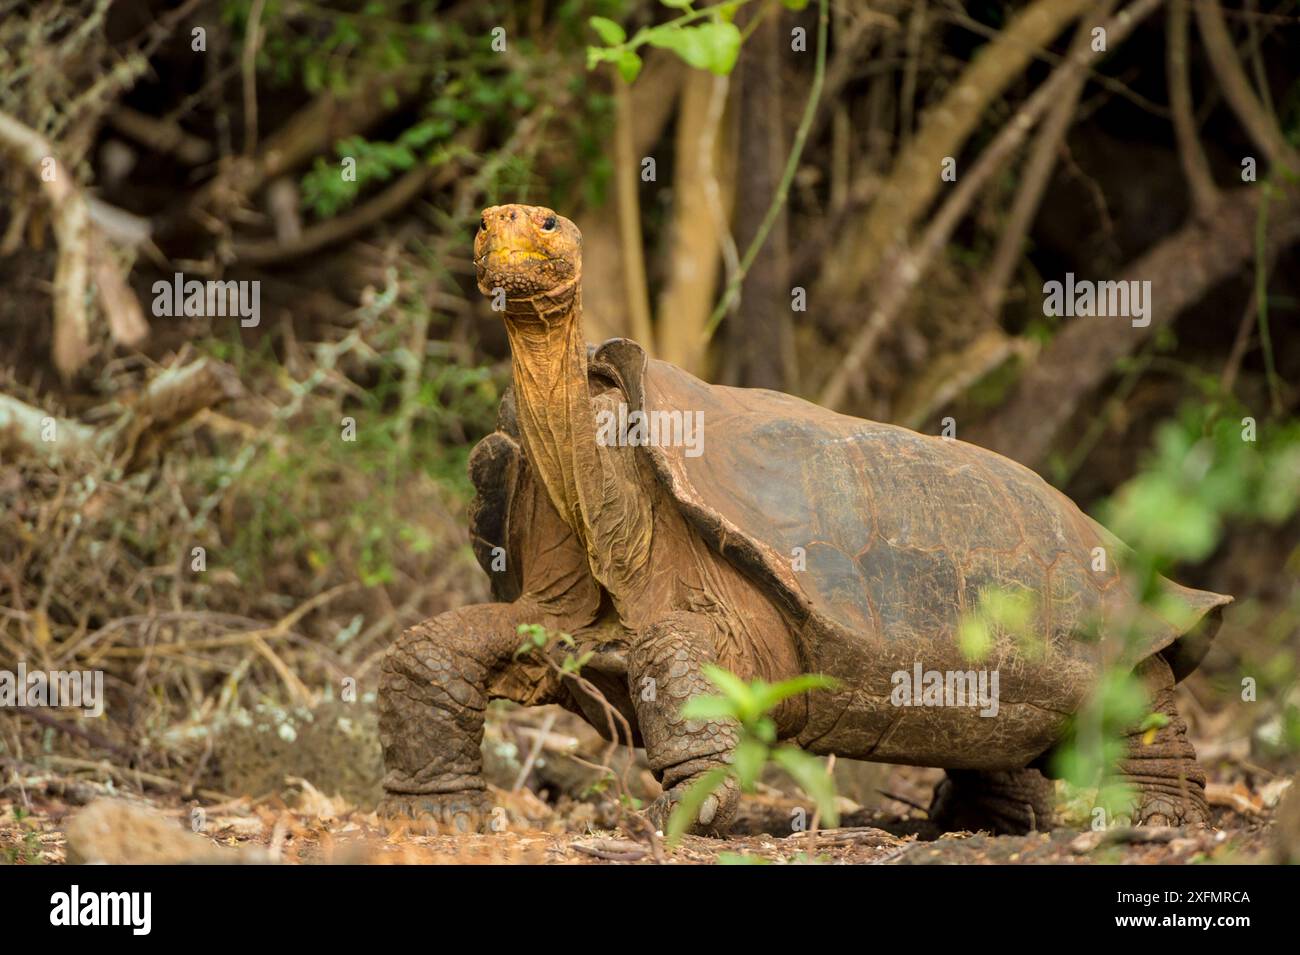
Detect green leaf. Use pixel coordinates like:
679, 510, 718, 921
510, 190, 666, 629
694, 21, 742, 74
616, 49, 643, 84
588, 16, 627, 46
781, 0, 812, 9
513, 622, 549, 657
665, 767, 730, 844
980, 587, 1037, 634
752, 673, 839, 713
718, 852, 769, 864
562, 650, 593, 673
645, 22, 742, 76
700, 664, 756, 712
659, 0, 694, 8
772, 747, 839, 827
679, 695, 738, 721
731, 738, 768, 790
1138, 712, 1171, 733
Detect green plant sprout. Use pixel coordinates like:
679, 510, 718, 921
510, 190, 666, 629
666, 666, 839, 844
515, 623, 593, 674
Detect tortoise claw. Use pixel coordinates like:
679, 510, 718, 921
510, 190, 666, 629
644, 774, 739, 837
1134, 791, 1210, 828
377, 790, 498, 834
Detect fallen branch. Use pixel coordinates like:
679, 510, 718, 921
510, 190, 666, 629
14, 708, 130, 758
33, 754, 234, 803
1206, 781, 1266, 817
0, 357, 243, 469
572, 838, 648, 862
1069, 826, 1181, 853
90, 583, 357, 660
783, 826, 904, 847
0, 109, 149, 378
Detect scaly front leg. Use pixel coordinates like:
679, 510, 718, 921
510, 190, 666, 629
378, 601, 562, 831
630, 611, 741, 835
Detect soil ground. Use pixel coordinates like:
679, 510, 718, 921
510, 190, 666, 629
2, 761, 1285, 866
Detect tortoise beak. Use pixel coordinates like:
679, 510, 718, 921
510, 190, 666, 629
475, 207, 549, 296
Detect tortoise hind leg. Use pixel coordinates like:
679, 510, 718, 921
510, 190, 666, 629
929, 767, 1056, 834
1107, 654, 1209, 827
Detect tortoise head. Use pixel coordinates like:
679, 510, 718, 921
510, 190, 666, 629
474, 204, 581, 317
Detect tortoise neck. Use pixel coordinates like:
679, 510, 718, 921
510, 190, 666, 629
504, 281, 600, 535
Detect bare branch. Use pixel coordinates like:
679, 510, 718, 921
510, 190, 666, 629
1194, 0, 1300, 174
967, 184, 1300, 466
981, 1, 1119, 319
818, 0, 1165, 411
818, 0, 1096, 304
1167, 0, 1220, 218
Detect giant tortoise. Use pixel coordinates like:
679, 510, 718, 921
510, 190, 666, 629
378, 204, 1230, 835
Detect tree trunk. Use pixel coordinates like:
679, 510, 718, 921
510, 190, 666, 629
655, 71, 731, 376
726, 6, 795, 390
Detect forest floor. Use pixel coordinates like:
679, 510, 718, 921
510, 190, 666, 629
1, 760, 1286, 866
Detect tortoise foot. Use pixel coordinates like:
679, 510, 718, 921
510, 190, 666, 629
929, 768, 1056, 835
645, 773, 740, 837
377, 790, 498, 833
1128, 780, 1210, 828
1111, 656, 1210, 829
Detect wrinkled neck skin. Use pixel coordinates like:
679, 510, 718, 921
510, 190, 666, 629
503, 277, 601, 540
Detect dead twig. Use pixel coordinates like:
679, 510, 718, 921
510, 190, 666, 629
1194, 0, 1300, 174
877, 788, 930, 814
1167, 0, 1220, 219
0, 110, 149, 378
511, 710, 557, 793
572, 838, 648, 862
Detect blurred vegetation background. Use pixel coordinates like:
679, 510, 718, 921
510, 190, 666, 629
0, 0, 1297, 836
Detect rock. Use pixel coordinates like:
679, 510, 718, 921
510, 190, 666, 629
64, 799, 229, 864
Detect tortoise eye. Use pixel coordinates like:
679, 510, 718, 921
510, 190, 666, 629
541, 215, 557, 232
